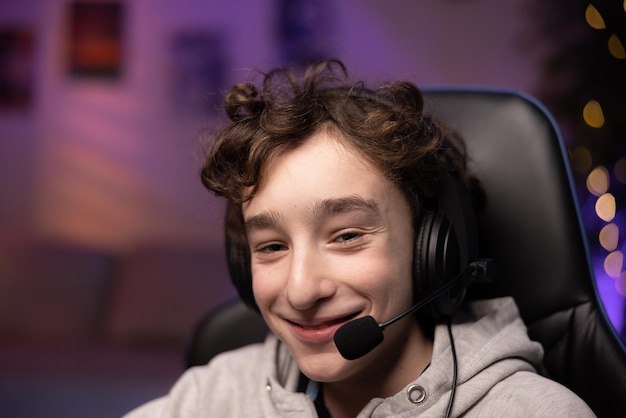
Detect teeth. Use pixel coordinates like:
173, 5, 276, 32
299, 313, 357, 330
302, 318, 343, 330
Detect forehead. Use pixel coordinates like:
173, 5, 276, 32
261, 130, 381, 187
262, 128, 382, 182
242, 130, 406, 219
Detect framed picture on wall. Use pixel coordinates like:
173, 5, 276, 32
66, 1, 124, 79
0, 28, 34, 110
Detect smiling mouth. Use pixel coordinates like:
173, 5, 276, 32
293, 313, 359, 330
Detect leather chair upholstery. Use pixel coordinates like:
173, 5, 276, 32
184, 88, 626, 417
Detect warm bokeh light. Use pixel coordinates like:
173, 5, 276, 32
585, 4, 606, 29
608, 34, 626, 59
586, 165, 610, 196
596, 193, 616, 222
583, 100, 605, 128
615, 157, 626, 184
604, 250, 624, 278
570, 146, 593, 174
599, 223, 619, 251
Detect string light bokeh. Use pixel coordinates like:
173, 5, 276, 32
567, 2, 626, 333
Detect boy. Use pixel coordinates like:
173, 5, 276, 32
125, 60, 594, 417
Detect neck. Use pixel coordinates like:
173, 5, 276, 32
323, 318, 433, 418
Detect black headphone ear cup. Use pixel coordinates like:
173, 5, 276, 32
429, 213, 465, 317
414, 210, 465, 319
414, 170, 478, 319
225, 234, 257, 311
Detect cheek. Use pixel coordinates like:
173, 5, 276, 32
250, 264, 281, 311
373, 238, 415, 307
349, 245, 414, 307
386, 260, 415, 306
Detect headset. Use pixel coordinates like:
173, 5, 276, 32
223, 87, 481, 321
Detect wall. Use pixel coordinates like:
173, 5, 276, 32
0, 0, 539, 253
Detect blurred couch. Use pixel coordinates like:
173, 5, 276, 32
0, 236, 237, 418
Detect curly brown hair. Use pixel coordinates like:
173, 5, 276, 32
200, 59, 478, 311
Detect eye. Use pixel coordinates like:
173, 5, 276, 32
334, 231, 362, 243
256, 242, 287, 253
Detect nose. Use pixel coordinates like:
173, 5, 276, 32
285, 245, 336, 311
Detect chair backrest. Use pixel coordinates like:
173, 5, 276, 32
184, 88, 626, 418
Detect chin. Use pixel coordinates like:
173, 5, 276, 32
295, 350, 360, 383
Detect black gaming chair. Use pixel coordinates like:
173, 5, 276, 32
184, 88, 626, 418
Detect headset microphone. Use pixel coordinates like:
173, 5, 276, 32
334, 259, 493, 360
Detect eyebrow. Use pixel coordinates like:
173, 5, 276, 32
244, 210, 283, 232
312, 196, 381, 220
244, 196, 381, 232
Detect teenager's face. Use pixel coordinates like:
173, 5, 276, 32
242, 130, 418, 383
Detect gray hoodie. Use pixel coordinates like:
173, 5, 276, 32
124, 297, 595, 417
